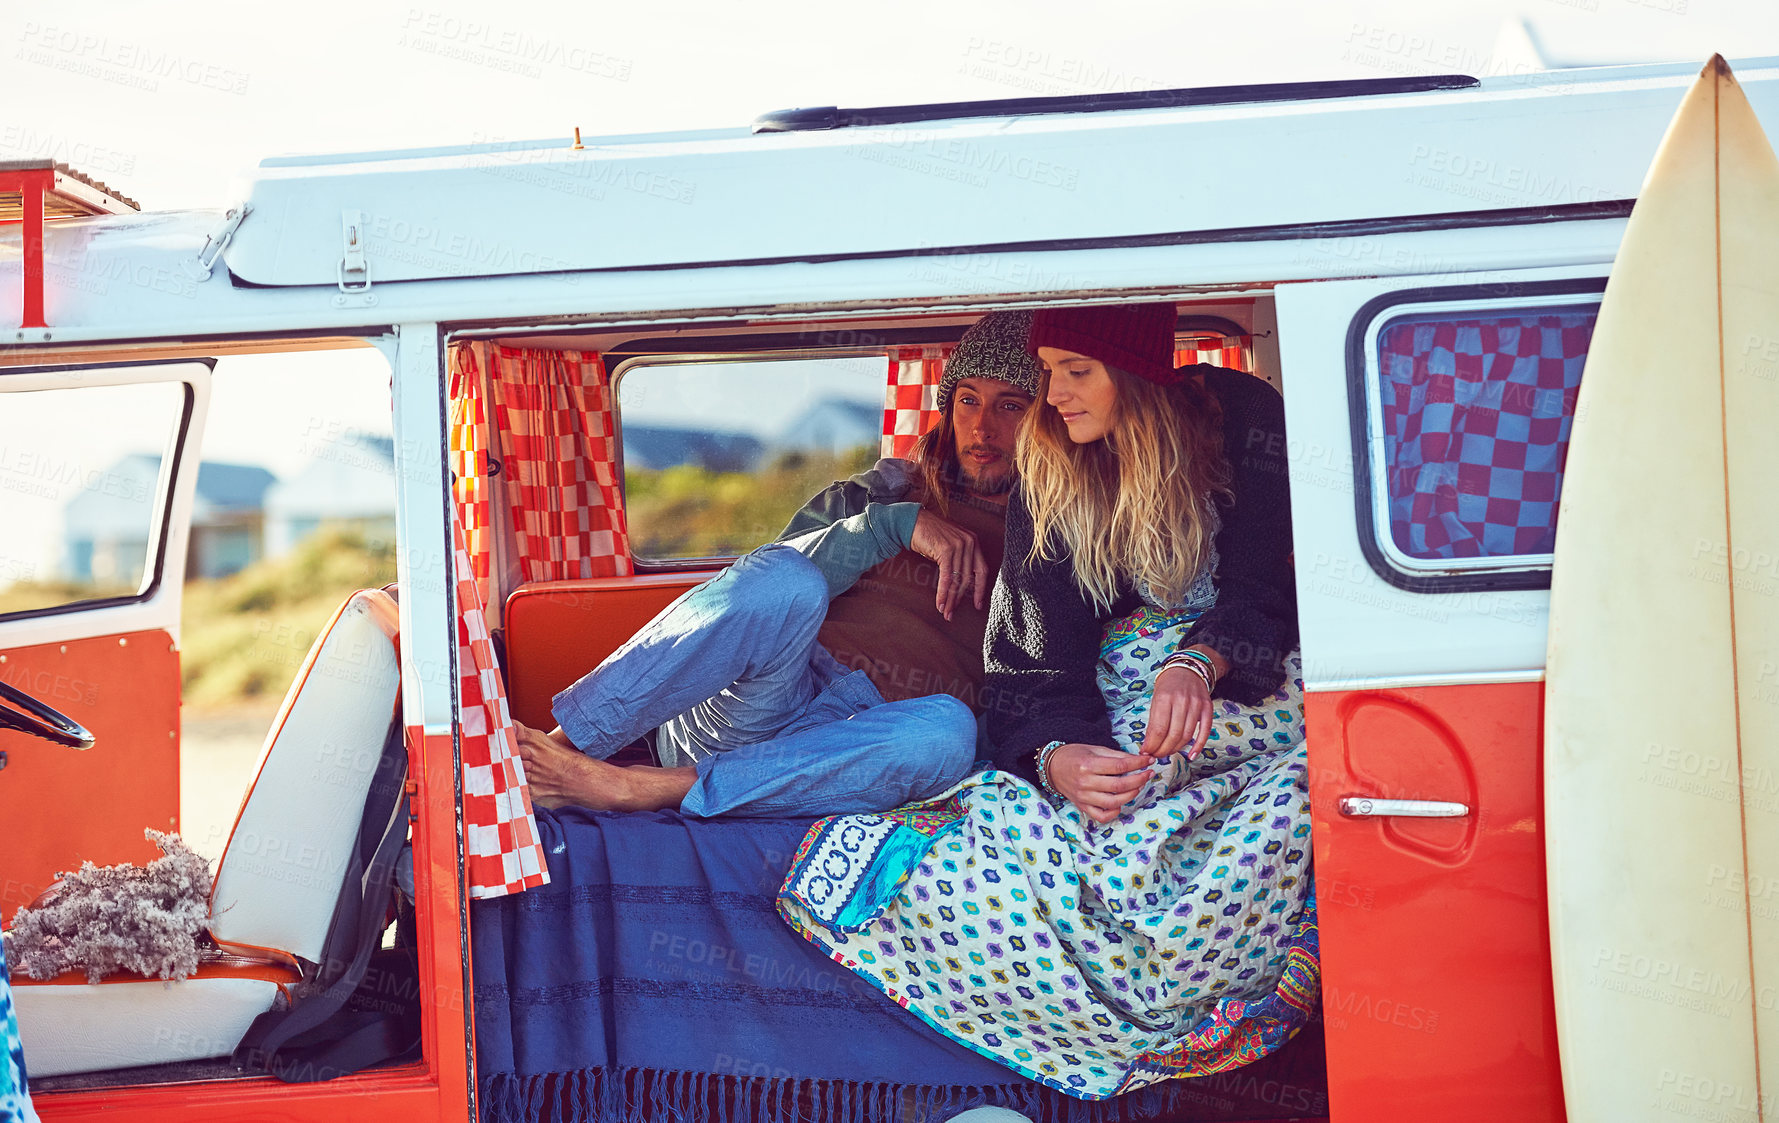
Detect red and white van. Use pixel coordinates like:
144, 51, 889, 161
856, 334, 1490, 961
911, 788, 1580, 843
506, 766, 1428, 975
3, 55, 1775, 1123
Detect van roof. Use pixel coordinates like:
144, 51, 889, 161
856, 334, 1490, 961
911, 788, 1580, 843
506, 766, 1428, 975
221, 55, 1779, 288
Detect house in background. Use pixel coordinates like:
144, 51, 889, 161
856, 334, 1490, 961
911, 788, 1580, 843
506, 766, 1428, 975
189, 461, 278, 577
621, 425, 764, 473
62, 455, 275, 583
263, 432, 398, 556
772, 399, 879, 459
618, 398, 879, 476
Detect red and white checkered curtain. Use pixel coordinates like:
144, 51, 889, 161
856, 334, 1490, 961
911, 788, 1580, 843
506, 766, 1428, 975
882, 345, 952, 458
451, 342, 632, 601
453, 516, 548, 899
448, 345, 499, 607
484, 344, 631, 583
1176, 333, 1254, 373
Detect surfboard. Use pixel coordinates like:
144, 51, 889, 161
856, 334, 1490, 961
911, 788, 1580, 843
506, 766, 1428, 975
1546, 55, 1779, 1122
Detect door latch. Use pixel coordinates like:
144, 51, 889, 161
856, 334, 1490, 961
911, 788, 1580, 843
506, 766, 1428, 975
338, 208, 371, 293
187, 205, 251, 281
1338, 795, 1470, 818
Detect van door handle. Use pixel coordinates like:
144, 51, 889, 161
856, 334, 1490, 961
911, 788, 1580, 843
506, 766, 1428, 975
1338, 795, 1470, 818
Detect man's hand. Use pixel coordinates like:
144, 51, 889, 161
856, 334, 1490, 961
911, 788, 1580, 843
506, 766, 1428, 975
1045, 743, 1152, 824
1141, 665, 1214, 761
909, 509, 990, 621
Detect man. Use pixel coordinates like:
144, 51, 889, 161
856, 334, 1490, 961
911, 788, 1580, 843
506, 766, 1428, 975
514, 310, 1039, 818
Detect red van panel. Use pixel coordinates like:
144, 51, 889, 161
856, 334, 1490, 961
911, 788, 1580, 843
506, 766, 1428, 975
0, 629, 180, 916
1307, 681, 1564, 1122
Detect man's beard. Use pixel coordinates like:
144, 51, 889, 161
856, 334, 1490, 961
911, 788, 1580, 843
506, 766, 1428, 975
955, 449, 1016, 496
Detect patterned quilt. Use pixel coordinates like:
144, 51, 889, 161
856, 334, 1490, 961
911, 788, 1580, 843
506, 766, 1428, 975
780, 642, 1316, 1101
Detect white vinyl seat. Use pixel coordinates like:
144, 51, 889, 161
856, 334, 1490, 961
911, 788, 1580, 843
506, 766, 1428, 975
12, 589, 402, 1078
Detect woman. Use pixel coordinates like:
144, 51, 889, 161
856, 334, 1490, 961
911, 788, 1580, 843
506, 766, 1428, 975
988, 303, 1298, 813
779, 304, 1314, 1100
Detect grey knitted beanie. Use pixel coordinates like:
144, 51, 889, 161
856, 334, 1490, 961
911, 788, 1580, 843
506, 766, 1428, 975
937, 310, 1042, 412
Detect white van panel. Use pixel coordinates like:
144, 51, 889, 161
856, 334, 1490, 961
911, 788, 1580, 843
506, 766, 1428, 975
1275, 270, 1604, 688
8, 210, 1625, 348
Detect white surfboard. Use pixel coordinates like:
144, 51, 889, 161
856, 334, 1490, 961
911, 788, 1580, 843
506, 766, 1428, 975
1547, 55, 1779, 1123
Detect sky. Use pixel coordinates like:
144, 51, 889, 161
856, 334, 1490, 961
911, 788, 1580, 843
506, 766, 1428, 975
4, 0, 1779, 582
7, 0, 1777, 213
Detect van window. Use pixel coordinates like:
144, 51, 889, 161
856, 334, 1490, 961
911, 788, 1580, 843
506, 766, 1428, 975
1368, 303, 1597, 573
0, 380, 188, 616
615, 355, 885, 563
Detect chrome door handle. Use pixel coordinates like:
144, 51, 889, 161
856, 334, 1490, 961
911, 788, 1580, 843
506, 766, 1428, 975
1338, 795, 1470, 819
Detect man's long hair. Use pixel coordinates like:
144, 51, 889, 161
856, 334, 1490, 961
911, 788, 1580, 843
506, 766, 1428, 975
1018, 365, 1232, 613
907, 408, 962, 515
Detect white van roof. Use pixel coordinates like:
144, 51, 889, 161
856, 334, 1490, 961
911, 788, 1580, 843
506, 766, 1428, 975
217, 56, 1779, 289
0, 56, 1650, 291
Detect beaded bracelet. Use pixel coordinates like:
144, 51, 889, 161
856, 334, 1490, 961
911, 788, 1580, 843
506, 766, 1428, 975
1172, 647, 1219, 679
1160, 653, 1213, 688
1033, 740, 1067, 800
1166, 660, 1213, 695
1160, 648, 1218, 691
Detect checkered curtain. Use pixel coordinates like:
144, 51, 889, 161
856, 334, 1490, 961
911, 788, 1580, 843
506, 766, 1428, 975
448, 344, 499, 606
1176, 333, 1254, 372
453, 516, 548, 899
882, 345, 952, 458
1377, 311, 1596, 559
452, 342, 633, 592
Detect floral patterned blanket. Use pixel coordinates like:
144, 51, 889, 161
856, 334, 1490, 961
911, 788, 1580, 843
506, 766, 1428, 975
778, 610, 1315, 1101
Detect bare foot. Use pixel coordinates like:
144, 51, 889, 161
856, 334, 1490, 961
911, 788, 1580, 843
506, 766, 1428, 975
512, 722, 697, 812
513, 722, 618, 810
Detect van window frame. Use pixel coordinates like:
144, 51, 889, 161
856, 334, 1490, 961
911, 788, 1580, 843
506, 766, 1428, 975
611, 347, 895, 572
0, 359, 204, 624
1345, 277, 1606, 594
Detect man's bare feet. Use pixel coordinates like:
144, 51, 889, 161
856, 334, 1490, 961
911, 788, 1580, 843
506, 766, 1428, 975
512, 722, 698, 813
512, 723, 605, 809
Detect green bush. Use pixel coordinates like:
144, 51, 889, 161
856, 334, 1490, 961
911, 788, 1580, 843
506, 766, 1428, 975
180, 527, 396, 711
626, 446, 876, 560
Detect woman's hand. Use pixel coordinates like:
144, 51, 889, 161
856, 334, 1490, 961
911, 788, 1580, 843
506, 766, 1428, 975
909, 509, 990, 620
1045, 743, 1152, 824
1141, 665, 1213, 761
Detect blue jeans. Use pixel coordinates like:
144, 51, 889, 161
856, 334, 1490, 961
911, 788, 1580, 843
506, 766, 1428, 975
550, 545, 976, 818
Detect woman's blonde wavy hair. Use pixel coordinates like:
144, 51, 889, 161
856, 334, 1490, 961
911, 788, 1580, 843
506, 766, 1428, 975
1019, 364, 1232, 612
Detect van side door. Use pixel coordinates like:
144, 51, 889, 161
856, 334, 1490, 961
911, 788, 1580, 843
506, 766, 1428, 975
0, 360, 210, 916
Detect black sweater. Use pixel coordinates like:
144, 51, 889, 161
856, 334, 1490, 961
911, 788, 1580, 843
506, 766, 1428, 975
983, 366, 1297, 786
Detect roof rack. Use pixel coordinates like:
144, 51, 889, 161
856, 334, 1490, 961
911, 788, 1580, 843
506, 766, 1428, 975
1, 160, 141, 329
753, 73, 1479, 134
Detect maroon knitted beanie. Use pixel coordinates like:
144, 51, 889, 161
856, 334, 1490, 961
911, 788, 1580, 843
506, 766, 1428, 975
1027, 303, 1180, 385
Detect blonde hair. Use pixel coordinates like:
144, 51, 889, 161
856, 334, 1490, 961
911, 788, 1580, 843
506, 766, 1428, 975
1019, 366, 1232, 612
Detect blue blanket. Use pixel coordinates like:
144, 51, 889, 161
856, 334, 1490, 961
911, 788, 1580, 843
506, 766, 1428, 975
471, 807, 1325, 1123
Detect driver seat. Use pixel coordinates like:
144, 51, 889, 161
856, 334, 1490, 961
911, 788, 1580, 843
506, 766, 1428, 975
11, 589, 402, 1077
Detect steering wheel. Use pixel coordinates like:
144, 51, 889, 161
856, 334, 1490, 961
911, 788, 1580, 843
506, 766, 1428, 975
0, 678, 95, 749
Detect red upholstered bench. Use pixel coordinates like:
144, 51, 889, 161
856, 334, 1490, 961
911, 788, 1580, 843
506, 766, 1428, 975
502, 574, 718, 732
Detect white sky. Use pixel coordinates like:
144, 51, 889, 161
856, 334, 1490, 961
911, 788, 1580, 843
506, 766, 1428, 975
618, 357, 885, 436
8, 0, 1776, 213
3, 0, 1778, 583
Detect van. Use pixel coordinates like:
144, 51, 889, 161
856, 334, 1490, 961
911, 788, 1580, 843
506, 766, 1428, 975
3, 55, 1775, 1123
